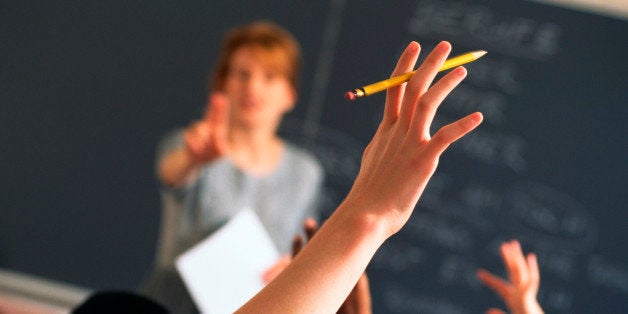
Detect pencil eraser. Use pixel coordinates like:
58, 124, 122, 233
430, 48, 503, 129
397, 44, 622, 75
344, 91, 356, 100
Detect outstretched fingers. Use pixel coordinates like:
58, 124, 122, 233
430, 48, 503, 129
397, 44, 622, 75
410, 66, 468, 140
384, 41, 420, 125
204, 93, 230, 123
206, 93, 230, 151
477, 269, 511, 300
423, 112, 483, 158
527, 253, 540, 293
400, 41, 452, 132
506, 240, 529, 286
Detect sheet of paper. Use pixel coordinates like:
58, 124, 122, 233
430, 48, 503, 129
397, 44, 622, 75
175, 208, 280, 314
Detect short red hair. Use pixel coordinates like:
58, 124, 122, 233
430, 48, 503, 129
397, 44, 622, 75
210, 20, 302, 94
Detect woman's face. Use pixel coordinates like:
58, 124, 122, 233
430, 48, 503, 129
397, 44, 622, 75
224, 46, 296, 130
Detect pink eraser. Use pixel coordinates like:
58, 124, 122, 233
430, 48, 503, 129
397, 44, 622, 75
344, 91, 356, 100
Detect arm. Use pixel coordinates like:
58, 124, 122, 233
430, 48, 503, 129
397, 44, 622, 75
292, 218, 372, 314
236, 40, 483, 313
158, 93, 230, 187
477, 240, 544, 314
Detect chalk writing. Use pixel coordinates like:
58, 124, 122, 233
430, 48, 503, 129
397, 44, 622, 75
466, 59, 523, 95
383, 286, 470, 314
407, 0, 563, 60
448, 125, 527, 172
538, 285, 574, 311
407, 213, 475, 252
588, 255, 628, 295
503, 181, 598, 253
447, 86, 508, 125
537, 250, 577, 281
371, 244, 427, 272
458, 184, 503, 212
439, 254, 483, 290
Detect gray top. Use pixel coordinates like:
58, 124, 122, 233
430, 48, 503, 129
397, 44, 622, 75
140, 130, 324, 313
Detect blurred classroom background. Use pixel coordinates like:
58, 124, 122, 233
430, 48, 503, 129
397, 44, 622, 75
1, 0, 626, 312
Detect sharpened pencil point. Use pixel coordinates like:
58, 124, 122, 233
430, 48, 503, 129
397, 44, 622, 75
473, 50, 487, 58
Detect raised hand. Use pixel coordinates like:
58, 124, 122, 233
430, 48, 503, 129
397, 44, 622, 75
237, 41, 483, 313
342, 41, 484, 237
477, 240, 544, 314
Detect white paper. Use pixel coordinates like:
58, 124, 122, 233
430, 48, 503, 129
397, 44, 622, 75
175, 208, 280, 314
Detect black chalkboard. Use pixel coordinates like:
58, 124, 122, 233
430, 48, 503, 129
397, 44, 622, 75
1, 1, 626, 313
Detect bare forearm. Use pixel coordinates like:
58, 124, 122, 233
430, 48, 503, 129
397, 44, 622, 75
237, 203, 388, 313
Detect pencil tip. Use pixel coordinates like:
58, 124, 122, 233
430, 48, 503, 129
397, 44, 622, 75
474, 50, 488, 58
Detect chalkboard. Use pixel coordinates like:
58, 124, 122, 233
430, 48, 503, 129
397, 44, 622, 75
1, 1, 627, 313
287, 0, 628, 312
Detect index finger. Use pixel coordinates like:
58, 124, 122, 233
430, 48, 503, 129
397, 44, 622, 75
477, 269, 510, 300
499, 240, 525, 286
384, 41, 421, 125
527, 253, 540, 290
400, 41, 451, 131
204, 93, 230, 126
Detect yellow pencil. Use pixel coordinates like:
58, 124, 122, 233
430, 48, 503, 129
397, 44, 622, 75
345, 50, 487, 100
